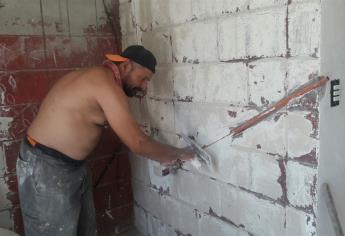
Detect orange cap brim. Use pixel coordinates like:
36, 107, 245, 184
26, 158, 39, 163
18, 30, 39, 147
105, 54, 129, 62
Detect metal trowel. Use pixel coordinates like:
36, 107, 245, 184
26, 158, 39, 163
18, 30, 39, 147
154, 134, 212, 176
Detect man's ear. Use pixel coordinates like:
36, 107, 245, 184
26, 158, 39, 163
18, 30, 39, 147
122, 60, 133, 74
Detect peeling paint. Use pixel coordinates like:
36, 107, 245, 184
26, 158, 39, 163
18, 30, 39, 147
176, 96, 193, 103
227, 111, 237, 118
277, 159, 289, 206
293, 148, 318, 167
0, 117, 13, 139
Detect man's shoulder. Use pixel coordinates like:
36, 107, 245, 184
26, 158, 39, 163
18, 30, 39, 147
80, 66, 114, 86
83, 66, 125, 98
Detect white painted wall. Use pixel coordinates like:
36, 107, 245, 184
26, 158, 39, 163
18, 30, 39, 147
318, 0, 345, 235
121, 0, 322, 235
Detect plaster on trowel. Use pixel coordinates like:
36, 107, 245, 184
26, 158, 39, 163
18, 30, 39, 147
154, 134, 212, 177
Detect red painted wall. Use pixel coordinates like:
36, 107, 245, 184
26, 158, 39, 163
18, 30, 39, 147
0, 1, 133, 235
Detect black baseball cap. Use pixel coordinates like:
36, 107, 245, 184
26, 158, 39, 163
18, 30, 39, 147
105, 45, 157, 73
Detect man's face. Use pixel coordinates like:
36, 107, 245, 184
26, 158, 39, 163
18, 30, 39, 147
122, 62, 153, 98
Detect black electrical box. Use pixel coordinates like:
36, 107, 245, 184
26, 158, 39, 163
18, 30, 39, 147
330, 79, 340, 107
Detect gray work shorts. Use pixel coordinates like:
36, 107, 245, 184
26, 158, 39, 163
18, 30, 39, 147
16, 139, 97, 236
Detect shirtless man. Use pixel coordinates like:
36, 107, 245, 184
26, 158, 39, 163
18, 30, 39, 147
16, 45, 194, 236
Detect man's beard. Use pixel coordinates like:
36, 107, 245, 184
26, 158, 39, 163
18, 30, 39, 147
123, 82, 146, 98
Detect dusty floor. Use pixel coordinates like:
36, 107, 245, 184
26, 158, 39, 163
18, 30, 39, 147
117, 227, 143, 236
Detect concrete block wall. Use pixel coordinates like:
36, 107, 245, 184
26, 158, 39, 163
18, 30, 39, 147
0, 1, 134, 235
121, 0, 321, 235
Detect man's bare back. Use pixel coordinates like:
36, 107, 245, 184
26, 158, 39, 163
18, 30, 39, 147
28, 67, 113, 160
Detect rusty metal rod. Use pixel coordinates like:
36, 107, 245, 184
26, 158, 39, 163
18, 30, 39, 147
230, 75, 329, 137
203, 76, 329, 149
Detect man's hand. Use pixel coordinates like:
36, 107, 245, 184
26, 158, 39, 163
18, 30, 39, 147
161, 146, 196, 165
176, 146, 195, 162
155, 147, 195, 176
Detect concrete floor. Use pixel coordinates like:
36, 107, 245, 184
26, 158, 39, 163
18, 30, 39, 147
118, 227, 144, 236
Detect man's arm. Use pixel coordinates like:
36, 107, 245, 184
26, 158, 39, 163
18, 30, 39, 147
95, 76, 192, 164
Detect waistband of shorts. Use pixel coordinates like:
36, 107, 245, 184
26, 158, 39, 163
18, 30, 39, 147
24, 135, 85, 166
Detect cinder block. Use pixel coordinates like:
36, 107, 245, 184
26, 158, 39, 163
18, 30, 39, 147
150, 0, 170, 28
129, 154, 151, 185
286, 57, 320, 91
0, 0, 42, 35
41, 0, 69, 35
218, 8, 286, 60
132, 0, 153, 32
132, 180, 162, 218
128, 97, 151, 127
134, 205, 148, 235
172, 65, 194, 101
236, 190, 285, 236
174, 170, 221, 214
122, 33, 139, 49
250, 152, 282, 199
285, 207, 316, 236
133, 0, 191, 29
167, 0, 193, 25
286, 161, 317, 208
147, 66, 174, 99
120, 2, 135, 36
215, 145, 282, 199
142, 30, 173, 64
143, 188, 162, 218
289, 1, 321, 57
192, 0, 231, 19
147, 214, 176, 236
248, 0, 286, 10
193, 62, 248, 105
160, 195, 181, 228
199, 213, 245, 236
139, 0, 192, 29
221, 185, 286, 235
172, 21, 218, 63
287, 111, 319, 162
147, 159, 176, 196
146, 99, 175, 132
160, 195, 200, 235
248, 58, 287, 106
220, 183, 239, 224
174, 102, 232, 152
211, 144, 252, 189
192, 0, 286, 19
231, 112, 287, 156
95, 0, 113, 35
192, 0, 249, 19
67, 0, 97, 36
132, 179, 148, 208
178, 203, 200, 236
